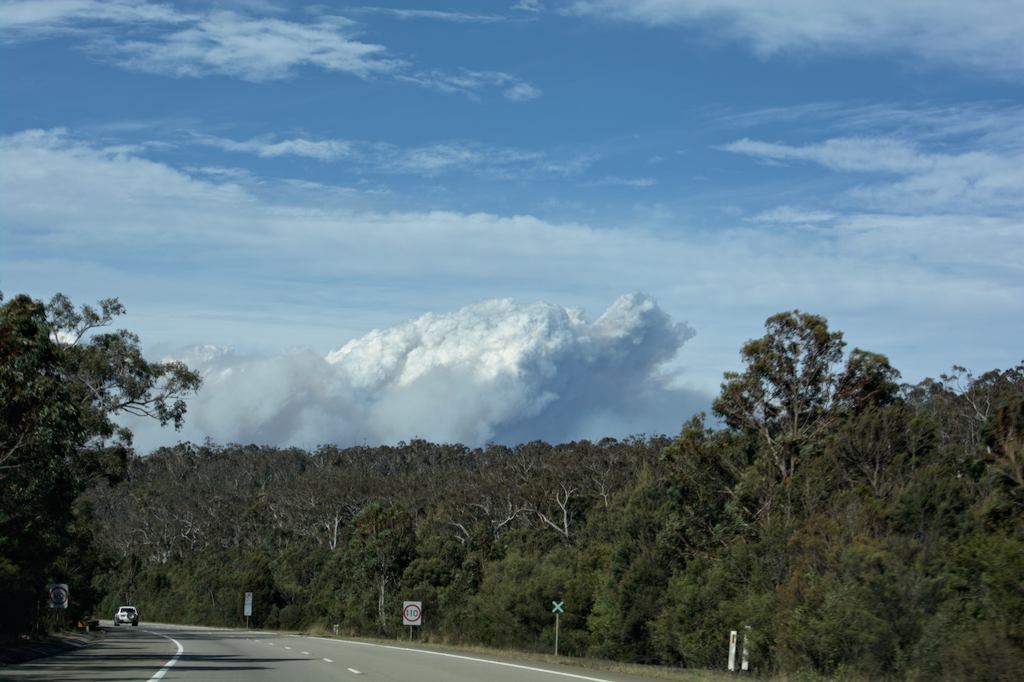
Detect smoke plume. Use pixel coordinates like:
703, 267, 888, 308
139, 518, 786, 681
127, 293, 705, 451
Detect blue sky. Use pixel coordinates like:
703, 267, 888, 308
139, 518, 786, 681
2, 1, 1022, 450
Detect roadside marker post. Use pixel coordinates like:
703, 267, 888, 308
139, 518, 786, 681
742, 626, 750, 671
728, 630, 738, 671
551, 600, 564, 656
244, 592, 253, 629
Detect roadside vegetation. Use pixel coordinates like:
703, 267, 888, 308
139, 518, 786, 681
2, 293, 1021, 679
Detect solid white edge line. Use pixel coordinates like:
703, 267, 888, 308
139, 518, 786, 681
143, 631, 183, 682
303, 636, 615, 682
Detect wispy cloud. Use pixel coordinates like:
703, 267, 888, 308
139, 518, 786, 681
586, 175, 657, 188
193, 134, 355, 161
187, 133, 591, 179
1, 1, 538, 97
564, 0, 1024, 78
722, 136, 1024, 214
752, 206, 836, 224
96, 11, 400, 81
347, 7, 512, 24
0, 0, 188, 39
504, 82, 543, 101
397, 68, 542, 102
512, 1, 544, 12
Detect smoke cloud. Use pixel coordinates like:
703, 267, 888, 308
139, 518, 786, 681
127, 293, 706, 451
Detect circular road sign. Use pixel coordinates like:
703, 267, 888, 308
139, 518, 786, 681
49, 584, 69, 609
402, 601, 422, 626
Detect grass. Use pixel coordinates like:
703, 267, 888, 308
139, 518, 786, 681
300, 625, 747, 681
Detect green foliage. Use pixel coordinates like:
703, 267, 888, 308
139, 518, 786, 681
97, 314, 1021, 677
0, 292, 201, 641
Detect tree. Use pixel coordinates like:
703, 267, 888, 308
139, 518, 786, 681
0, 292, 201, 639
983, 396, 1024, 491
1, 294, 83, 639
714, 311, 899, 481
348, 503, 414, 632
45, 293, 201, 447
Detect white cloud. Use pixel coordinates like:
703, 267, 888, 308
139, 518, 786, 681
513, 1, 544, 12
588, 175, 658, 188
348, 7, 511, 24
194, 134, 354, 161
100, 11, 399, 81
722, 136, 1024, 213
398, 68, 542, 101
2, 2, 535, 96
0, 0, 188, 38
385, 143, 487, 175
188, 133, 588, 179
504, 82, 543, 101
752, 206, 836, 224
2, 128, 1021, 451
564, 0, 1024, 77
123, 294, 697, 449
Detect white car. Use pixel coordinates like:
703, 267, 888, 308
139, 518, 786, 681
113, 606, 139, 626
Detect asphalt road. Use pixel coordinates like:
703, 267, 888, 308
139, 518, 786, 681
0, 623, 669, 682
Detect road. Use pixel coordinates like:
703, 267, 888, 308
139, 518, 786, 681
0, 623, 667, 682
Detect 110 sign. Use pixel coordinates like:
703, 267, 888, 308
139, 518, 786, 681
402, 601, 422, 626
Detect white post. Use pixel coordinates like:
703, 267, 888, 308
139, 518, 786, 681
728, 630, 738, 671
554, 613, 560, 656
741, 626, 750, 671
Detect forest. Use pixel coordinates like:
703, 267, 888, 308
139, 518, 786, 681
2, 292, 1022, 680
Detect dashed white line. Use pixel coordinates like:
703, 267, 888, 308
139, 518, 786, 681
284, 646, 292, 650
347, 668, 363, 675
302, 651, 310, 655
143, 631, 183, 682
323, 657, 334, 663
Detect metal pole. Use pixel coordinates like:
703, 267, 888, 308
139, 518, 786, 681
555, 613, 560, 656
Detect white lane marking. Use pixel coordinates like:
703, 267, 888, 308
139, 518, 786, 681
302, 651, 310, 655
347, 668, 363, 675
305, 636, 616, 682
284, 646, 293, 650
143, 631, 183, 682
323, 658, 334, 663
267, 642, 275, 646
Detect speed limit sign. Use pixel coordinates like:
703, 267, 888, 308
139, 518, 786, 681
48, 584, 69, 609
402, 601, 422, 626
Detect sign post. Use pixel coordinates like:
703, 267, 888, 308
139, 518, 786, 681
551, 600, 564, 656
48, 584, 69, 631
244, 592, 253, 629
402, 601, 422, 640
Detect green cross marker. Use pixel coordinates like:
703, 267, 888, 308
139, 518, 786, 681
552, 601, 564, 614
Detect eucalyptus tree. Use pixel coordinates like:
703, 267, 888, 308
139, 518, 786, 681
1, 292, 201, 638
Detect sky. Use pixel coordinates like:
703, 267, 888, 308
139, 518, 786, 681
1, 0, 1022, 451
